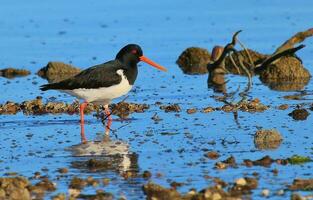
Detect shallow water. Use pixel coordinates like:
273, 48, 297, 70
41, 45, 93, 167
1, 0, 313, 199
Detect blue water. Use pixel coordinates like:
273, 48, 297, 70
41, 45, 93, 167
1, 0, 313, 199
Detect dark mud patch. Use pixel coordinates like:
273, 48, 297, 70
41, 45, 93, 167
176, 47, 211, 74
37, 61, 81, 83
0, 68, 30, 79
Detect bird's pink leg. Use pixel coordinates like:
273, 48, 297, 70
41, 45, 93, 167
104, 104, 112, 136
80, 102, 88, 143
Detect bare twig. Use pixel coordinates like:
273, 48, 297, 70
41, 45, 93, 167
237, 38, 255, 69
228, 53, 241, 74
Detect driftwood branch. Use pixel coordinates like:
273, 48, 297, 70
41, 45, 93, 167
274, 28, 313, 54
253, 28, 312, 72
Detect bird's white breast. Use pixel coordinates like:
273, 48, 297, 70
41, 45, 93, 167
63, 69, 132, 104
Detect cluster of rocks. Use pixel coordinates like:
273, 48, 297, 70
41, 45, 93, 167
0, 176, 56, 200
176, 29, 312, 92
211, 154, 311, 170
143, 177, 259, 200
0, 97, 150, 117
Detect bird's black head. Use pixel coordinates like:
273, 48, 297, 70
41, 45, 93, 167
116, 44, 143, 66
116, 44, 167, 72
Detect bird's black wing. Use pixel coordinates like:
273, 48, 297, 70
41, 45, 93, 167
40, 60, 123, 91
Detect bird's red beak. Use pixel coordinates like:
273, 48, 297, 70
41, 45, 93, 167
139, 56, 167, 72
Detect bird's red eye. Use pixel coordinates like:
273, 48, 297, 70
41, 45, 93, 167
131, 50, 137, 54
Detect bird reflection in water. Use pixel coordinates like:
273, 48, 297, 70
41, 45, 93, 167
67, 134, 138, 173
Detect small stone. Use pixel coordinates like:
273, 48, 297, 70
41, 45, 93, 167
160, 104, 181, 113
276, 189, 284, 196
102, 178, 110, 186
176, 47, 211, 74
201, 106, 215, 113
204, 151, 220, 160
235, 178, 247, 186
57, 168, 68, 174
288, 108, 310, 121
142, 171, 152, 179
262, 189, 270, 197
278, 104, 289, 110
186, 108, 197, 114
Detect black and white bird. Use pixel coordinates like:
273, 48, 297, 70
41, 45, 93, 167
40, 44, 167, 143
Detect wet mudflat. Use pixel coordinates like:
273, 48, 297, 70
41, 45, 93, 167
1, 0, 313, 199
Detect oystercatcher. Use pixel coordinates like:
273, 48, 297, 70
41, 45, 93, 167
40, 44, 167, 143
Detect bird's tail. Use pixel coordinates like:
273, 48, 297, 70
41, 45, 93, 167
40, 83, 59, 91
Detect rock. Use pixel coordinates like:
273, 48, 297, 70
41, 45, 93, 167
0, 68, 30, 78
20, 97, 44, 115
34, 178, 56, 191
186, 108, 197, 114
290, 193, 305, 200
276, 189, 284, 196
142, 170, 152, 179
278, 104, 289, 110
288, 108, 310, 120
143, 182, 181, 200
52, 193, 66, 200
176, 47, 211, 74
204, 151, 220, 160
235, 178, 247, 186
259, 56, 311, 91
220, 99, 268, 113
261, 189, 270, 197
77, 190, 114, 200
37, 61, 81, 83
160, 104, 181, 112
254, 129, 282, 150
0, 177, 31, 200
288, 178, 313, 191
215, 156, 237, 169
170, 181, 184, 189
230, 177, 258, 196
110, 102, 149, 118
57, 168, 68, 174
201, 106, 215, 113
0, 101, 20, 114
260, 56, 311, 80
102, 178, 110, 186
243, 155, 274, 167
69, 177, 87, 190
